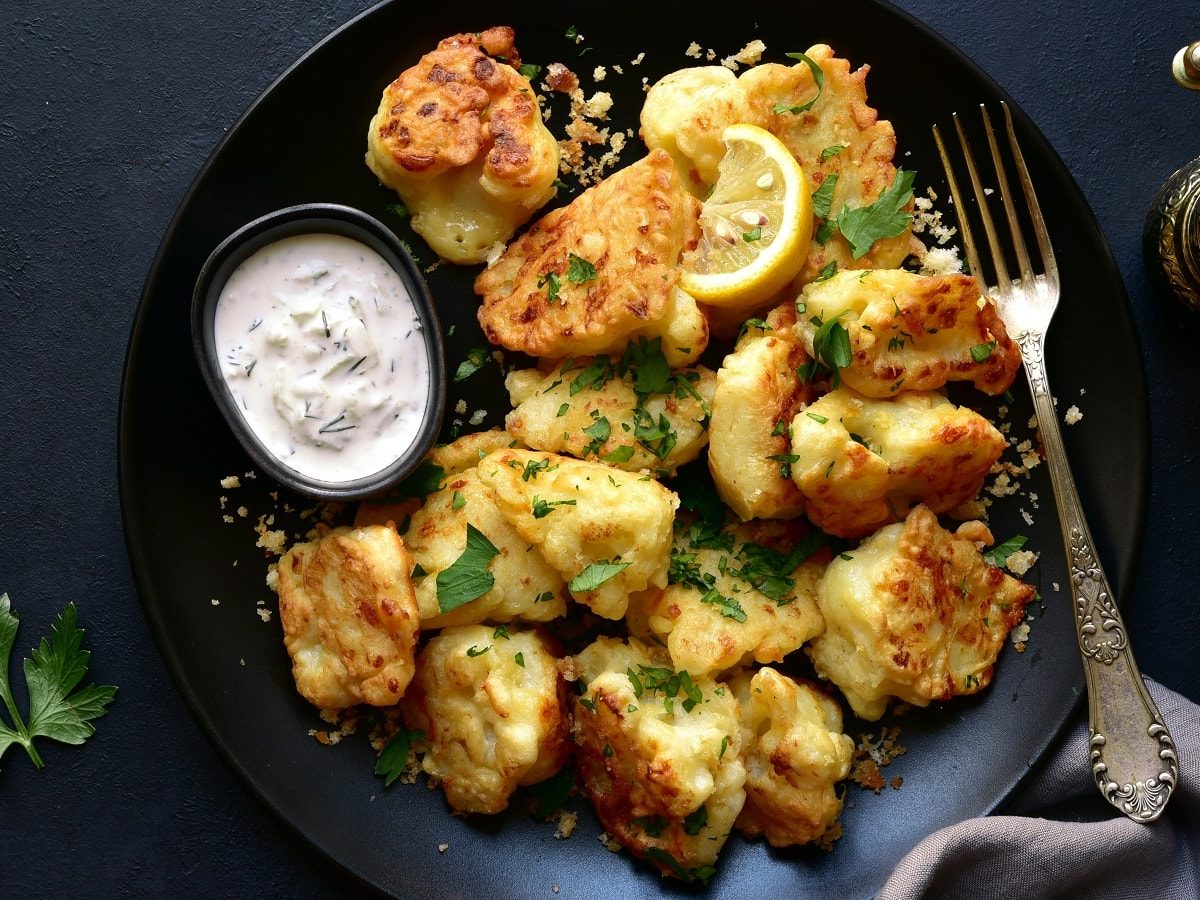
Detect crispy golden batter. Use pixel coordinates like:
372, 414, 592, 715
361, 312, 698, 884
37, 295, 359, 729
275, 525, 419, 709
708, 302, 814, 521
571, 637, 746, 881
789, 387, 1006, 539
475, 151, 707, 365
477, 449, 678, 619
795, 269, 1021, 397
505, 355, 716, 476
740, 44, 915, 284
631, 519, 827, 675
403, 465, 567, 629
808, 505, 1035, 720
729, 668, 853, 849
366, 27, 558, 263
402, 625, 570, 814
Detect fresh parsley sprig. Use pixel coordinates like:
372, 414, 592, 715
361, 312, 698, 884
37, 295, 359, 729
0, 595, 117, 771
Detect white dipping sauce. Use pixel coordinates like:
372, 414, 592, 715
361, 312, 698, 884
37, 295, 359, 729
213, 232, 430, 483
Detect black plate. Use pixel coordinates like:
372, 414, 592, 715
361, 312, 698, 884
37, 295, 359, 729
119, 2, 1148, 897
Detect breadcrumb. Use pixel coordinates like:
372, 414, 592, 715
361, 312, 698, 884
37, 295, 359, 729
554, 811, 578, 839
685, 41, 702, 59
721, 39, 766, 71
438, 843, 449, 853
257, 607, 273, 623
220, 475, 241, 489
630, 52, 645, 65
210, 598, 220, 606
1005, 549, 1039, 576
592, 65, 606, 82
1065, 405, 1083, 425
1010, 620, 1031, 652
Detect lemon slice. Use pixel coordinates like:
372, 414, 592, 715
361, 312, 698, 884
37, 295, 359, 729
680, 124, 812, 308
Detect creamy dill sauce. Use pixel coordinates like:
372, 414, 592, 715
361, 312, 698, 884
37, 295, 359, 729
214, 233, 429, 483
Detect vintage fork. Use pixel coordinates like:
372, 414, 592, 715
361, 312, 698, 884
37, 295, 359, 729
933, 102, 1178, 823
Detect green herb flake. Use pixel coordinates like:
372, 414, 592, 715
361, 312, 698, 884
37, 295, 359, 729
837, 168, 917, 259
815, 218, 838, 244
555, 402, 570, 418
451, 490, 466, 510
386, 460, 446, 501
569, 560, 630, 593
626, 667, 644, 698
565, 25, 578, 39
742, 226, 763, 242
514, 651, 525, 668
604, 445, 635, 463
811, 174, 839, 219
839, 553, 854, 561
766, 452, 801, 480
821, 144, 846, 160
984, 535, 1028, 567
970, 340, 998, 363
374, 727, 424, 787
772, 51, 826, 115
682, 805, 709, 836
493, 625, 510, 640
719, 734, 730, 760
528, 767, 574, 820
633, 815, 667, 838
538, 271, 561, 302
533, 591, 554, 603
578, 697, 597, 713
811, 310, 853, 383
518, 63, 542, 80
569, 357, 610, 395
454, 346, 489, 383
531, 495, 577, 519
0, 596, 118, 771
466, 644, 491, 658
701, 588, 747, 623
815, 260, 838, 281
521, 457, 557, 482
806, 412, 829, 424
385, 201, 410, 221
566, 252, 598, 284
436, 524, 500, 614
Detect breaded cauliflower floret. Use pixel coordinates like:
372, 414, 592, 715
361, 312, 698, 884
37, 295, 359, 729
808, 505, 1036, 720
795, 269, 1021, 397
475, 150, 707, 366
402, 625, 570, 814
365, 27, 558, 264
275, 525, 419, 709
741, 44, 915, 284
505, 349, 715, 477
477, 449, 678, 619
640, 66, 760, 194
632, 519, 827, 675
403, 465, 568, 629
571, 637, 746, 882
789, 387, 1006, 539
708, 302, 814, 521
729, 668, 853, 848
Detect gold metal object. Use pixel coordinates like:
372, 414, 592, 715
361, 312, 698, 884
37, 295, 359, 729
1172, 41, 1200, 90
1145, 157, 1200, 313
934, 103, 1179, 824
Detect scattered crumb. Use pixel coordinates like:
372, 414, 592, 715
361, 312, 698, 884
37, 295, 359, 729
220, 475, 241, 489
612, 64, 623, 75
454, 399, 468, 415
545, 62, 579, 94
222, 514, 235, 524
685, 41, 702, 59
917, 244, 962, 276
210, 598, 220, 606
555, 811, 578, 840
630, 52, 645, 65
598, 831, 622, 852
438, 843, 449, 854
1011, 620, 1031, 652
1005, 549, 1039, 576
984, 187, 994, 196
239, 658, 245, 666
219, 496, 229, 510
1053, 582, 1061, 592
257, 608, 273, 623
484, 241, 506, 267
265, 564, 279, 591
721, 39, 766, 71
469, 409, 488, 426
1065, 405, 1083, 425
553, 885, 560, 894
1080, 387, 1087, 395
890, 776, 904, 790
850, 726, 907, 794
592, 65, 606, 82
582, 91, 613, 119
237, 506, 248, 518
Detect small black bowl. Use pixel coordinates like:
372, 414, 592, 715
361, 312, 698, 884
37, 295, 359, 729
191, 203, 446, 501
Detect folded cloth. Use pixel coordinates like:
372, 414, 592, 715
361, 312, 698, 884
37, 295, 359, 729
881, 679, 1199, 899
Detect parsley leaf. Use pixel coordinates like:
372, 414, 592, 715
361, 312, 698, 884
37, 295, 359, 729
772, 51, 825, 115
518, 63, 542, 80
569, 357, 611, 395
454, 346, 488, 382
985, 535, 1028, 567
384, 460, 445, 501
385, 201, 410, 221
466, 644, 491, 658
701, 588, 747, 622
566, 253, 598, 284
569, 561, 630, 593
538, 271, 561, 302
821, 144, 846, 160
531, 496, 577, 518
815, 218, 838, 244
528, 767, 574, 820
812, 310, 853, 382
375, 727, 424, 787
603, 445, 635, 463
815, 260, 838, 281
811, 174, 839, 219
436, 525, 499, 613
0, 596, 117, 770
682, 804, 709, 836
970, 340, 998, 363
742, 226, 762, 242
837, 168, 917, 259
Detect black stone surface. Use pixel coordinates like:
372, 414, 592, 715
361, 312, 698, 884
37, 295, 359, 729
1, 1, 1197, 896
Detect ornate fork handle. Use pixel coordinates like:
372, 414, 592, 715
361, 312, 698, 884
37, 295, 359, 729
1018, 329, 1178, 822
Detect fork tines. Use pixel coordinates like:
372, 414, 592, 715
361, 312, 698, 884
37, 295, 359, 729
932, 102, 1059, 296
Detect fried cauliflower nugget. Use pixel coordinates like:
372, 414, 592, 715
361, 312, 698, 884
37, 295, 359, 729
729, 668, 853, 849
708, 302, 814, 521
795, 269, 1021, 397
366, 27, 558, 263
789, 387, 1006, 539
402, 625, 570, 814
505, 352, 716, 477
475, 150, 708, 366
740, 45, 914, 284
641, 66, 762, 194
276, 525, 419, 709
632, 519, 827, 675
571, 637, 746, 882
808, 505, 1035, 720
403, 464, 568, 629
477, 449, 678, 619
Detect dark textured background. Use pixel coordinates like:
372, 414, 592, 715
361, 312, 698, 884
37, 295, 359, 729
1, 1, 1198, 896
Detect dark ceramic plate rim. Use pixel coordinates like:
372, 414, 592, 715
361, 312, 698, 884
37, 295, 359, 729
189, 202, 448, 501
119, 1, 1149, 896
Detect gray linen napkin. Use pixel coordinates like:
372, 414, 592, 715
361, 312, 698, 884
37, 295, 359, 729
880, 679, 1199, 899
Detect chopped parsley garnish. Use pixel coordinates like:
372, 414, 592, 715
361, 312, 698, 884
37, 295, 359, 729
985, 535, 1028, 567
569, 560, 630, 593
701, 588, 747, 622
770, 419, 789, 437
738, 318, 772, 339
970, 340, 998, 362
436, 524, 499, 614
466, 644, 491, 658
374, 727, 424, 787
806, 412, 829, 424
888, 335, 906, 352
821, 144, 846, 160
521, 457, 557, 482
604, 445, 635, 463
767, 452, 801, 480
528, 768, 574, 820
569, 357, 611, 395
566, 252, 598, 284
533, 591, 554, 603
453, 346, 488, 382
815, 218, 838, 244
386, 460, 446, 500
632, 407, 677, 460
538, 271, 561, 302
581, 414, 612, 455
837, 168, 917, 259
682, 805, 709, 836
719, 735, 730, 760
493, 625, 510, 640
385, 201, 410, 221
556, 402, 570, 417
564, 25, 578, 39
531, 495, 577, 518
451, 490, 466, 510
772, 51, 825, 115
514, 651, 525, 668
633, 815, 667, 837
811, 173, 839, 219
811, 310, 853, 385
742, 226, 763, 242
815, 260, 838, 281
518, 63, 542, 80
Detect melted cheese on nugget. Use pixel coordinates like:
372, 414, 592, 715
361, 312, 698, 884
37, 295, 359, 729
276, 525, 419, 709
365, 27, 558, 263
475, 151, 707, 366
708, 302, 814, 521
789, 387, 1006, 538
402, 625, 570, 814
571, 637, 746, 881
795, 269, 1021, 397
808, 505, 1036, 720
404, 465, 567, 629
505, 352, 715, 477
729, 668, 853, 849
632, 519, 826, 675
477, 450, 677, 619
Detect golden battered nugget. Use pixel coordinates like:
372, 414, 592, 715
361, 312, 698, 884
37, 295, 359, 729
366, 27, 558, 263
275, 524, 419, 709
808, 505, 1035, 720
795, 269, 1021, 397
475, 150, 707, 366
